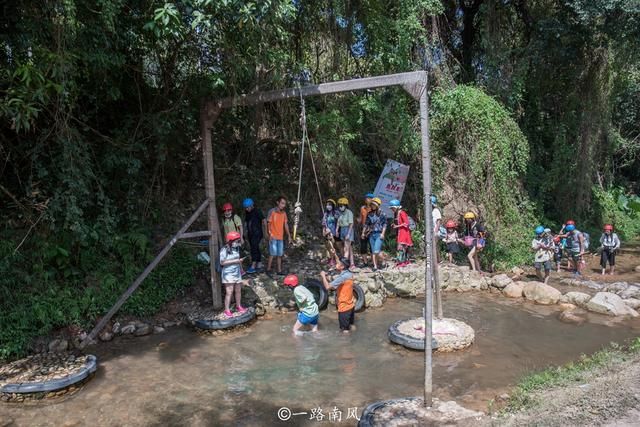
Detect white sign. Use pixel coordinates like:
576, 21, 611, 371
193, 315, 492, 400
373, 159, 410, 217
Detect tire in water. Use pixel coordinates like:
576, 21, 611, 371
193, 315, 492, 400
303, 278, 328, 310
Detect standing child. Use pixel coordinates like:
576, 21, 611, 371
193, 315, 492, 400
599, 224, 621, 275
267, 196, 292, 276
553, 235, 563, 272
357, 193, 374, 267
389, 199, 413, 267
443, 219, 462, 264
336, 197, 356, 269
361, 197, 387, 271
219, 231, 248, 318
463, 212, 485, 272
221, 202, 244, 245
283, 274, 319, 335
322, 199, 340, 265
531, 226, 554, 283
243, 198, 266, 274
320, 256, 356, 333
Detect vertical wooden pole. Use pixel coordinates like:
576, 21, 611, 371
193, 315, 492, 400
201, 103, 223, 310
418, 78, 434, 407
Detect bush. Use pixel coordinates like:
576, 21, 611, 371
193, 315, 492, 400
592, 186, 640, 241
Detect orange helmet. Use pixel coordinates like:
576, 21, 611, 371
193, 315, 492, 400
226, 231, 241, 242
222, 202, 233, 211
566, 219, 575, 226
283, 275, 299, 287
445, 220, 457, 229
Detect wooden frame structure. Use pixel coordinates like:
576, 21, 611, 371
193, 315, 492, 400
82, 70, 438, 405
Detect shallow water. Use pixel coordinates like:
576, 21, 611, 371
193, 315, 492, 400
2, 293, 639, 427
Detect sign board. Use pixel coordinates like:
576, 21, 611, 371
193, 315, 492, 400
373, 159, 410, 217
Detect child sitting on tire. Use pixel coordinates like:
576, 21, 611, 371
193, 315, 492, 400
320, 256, 356, 333
283, 274, 319, 335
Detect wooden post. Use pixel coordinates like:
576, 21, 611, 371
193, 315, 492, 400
418, 78, 434, 407
201, 103, 223, 310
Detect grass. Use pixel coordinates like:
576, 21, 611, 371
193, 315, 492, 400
504, 337, 640, 412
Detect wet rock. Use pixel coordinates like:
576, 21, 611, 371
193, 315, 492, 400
558, 310, 585, 325
564, 291, 592, 308
111, 322, 121, 335
120, 324, 136, 335
503, 282, 524, 298
99, 331, 114, 342
620, 285, 640, 299
623, 298, 640, 310
605, 282, 629, 293
586, 292, 640, 317
134, 323, 152, 336
523, 282, 562, 305
491, 274, 513, 290
48, 339, 68, 353
153, 326, 165, 334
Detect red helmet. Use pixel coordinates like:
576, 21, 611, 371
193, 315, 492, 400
604, 224, 613, 231
222, 202, 233, 211
566, 219, 575, 226
445, 219, 457, 229
226, 231, 241, 242
553, 236, 561, 243
283, 274, 299, 287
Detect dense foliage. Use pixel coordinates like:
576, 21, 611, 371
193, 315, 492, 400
1, 0, 639, 358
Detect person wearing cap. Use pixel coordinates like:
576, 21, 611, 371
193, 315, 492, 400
336, 197, 356, 269
320, 255, 356, 333
599, 224, 620, 275
283, 274, 319, 335
389, 199, 413, 267
531, 226, 554, 283
221, 202, 244, 245
220, 231, 248, 318
362, 197, 387, 271
564, 223, 585, 275
243, 198, 266, 274
322, 198, 340, 266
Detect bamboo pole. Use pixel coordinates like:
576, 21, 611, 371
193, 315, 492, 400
80, 199, 210, 348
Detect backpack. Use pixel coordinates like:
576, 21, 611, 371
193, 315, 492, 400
408, 215, 417, 231
437, 225, 447, 239
582, 232, 590, 250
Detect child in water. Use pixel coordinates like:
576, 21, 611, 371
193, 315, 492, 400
283, 274, 319, 335
320, 256, 356, 333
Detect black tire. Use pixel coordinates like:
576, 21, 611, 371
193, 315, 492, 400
387, 319, 438, 351
0, 355, 98, 394
194, 307, 256, 330
303, 278, 328, 310
358, 397, 421, 427
334, 284, 366, 312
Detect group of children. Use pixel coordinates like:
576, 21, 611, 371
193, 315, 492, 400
440, 210, 487, 272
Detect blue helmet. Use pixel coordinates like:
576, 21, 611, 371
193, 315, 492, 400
365, 192, 374, 199
566, 224, 576, 232
389, 199, 401, 207
430, 195, 437, 205
242, 198, 254, 208
534, 225, 545, 235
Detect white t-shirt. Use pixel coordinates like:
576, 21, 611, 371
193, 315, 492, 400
432, 207, 442, 231
220, 246, 242, 283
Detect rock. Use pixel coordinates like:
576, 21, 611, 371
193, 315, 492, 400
134, 323, 152, 336
48, 339, 68, 353
99, 331, 114, 342
162, 321, 177, 328
522, 282, 562, 305
112, 322, 121, 334
503, 282, 524, 298
491, 274, 513, 290
635, 265, 640, 273
564, 292, 592, 308
559, 294, 569, 304
153, 326, 165, 334
605, 282, 629, 293
585, 292, 640, 317
120, 324, 136, 335
558, 311, 585, 325
511, 266, 525, 279
620, 285, 640, 299
623, 298, 640, 310
558, 303, 576, 311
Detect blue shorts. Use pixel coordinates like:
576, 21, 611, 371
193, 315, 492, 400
269, 239, 284, 256
369, 233, 383, 254
339, 227, 354, 242
297, 312, 319, 325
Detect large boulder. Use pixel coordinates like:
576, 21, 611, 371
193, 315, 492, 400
585, 292, 640, 317
503, 282, 524, 298
522, 282, 562, 305
564, 291, 592, 308
620, 284, 640, 299
491, 274, 513, 290
623, 298, 640, 310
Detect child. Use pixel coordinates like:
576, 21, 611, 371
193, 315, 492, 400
320, 256, 356, 333
389, 199, 413, 267
357, 193, 374, 267
283, 274, 319, 335
243, 198, 266, 274
321, 199, 340, 265
443, 219, 462, 264
267, 196, 292, 276
219, 231, 248, 318
531, 226, 554, 283
599, 224, 621, 275
463, 211, 485, 272
336, 197, 356, 269
553, 235, 562, 272
564, 223, 585, 276
361, 197, 387, 271
221, 202, 244, 245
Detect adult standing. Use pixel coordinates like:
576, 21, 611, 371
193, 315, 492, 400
463, 212, 485, 272
266, 196, 292, 276
357, 193, 374, 267
564, 223, 585, 276
336, 197, 356, 269
599, 224, 620, 276
243, 198, 266, 274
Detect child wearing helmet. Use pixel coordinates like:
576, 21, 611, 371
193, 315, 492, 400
321, 255, 356, 333
243, 198, 266, 274
362, 197, 387, 271
552, 235, 563, 272
531, 226, 554, 283
563, 223, 586, 276
221, 202, 244, 246
336, 197, 356, 269
283, 274, 319, 335
357, 193, 374, 267
599, 224, 620, 275
463, 211, 485, 272
322, 199, 340, 266
389, 199, 413, 267
443, 220, 462, 264
220, 231, 248, 318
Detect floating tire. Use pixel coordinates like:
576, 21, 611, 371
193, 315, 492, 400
334, 284, 366, 312
194, 307, 256, 330
388, 320, 438, 351
358, 397, 420, 427
0, 355, 98, 394
304, 279, 328, 310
